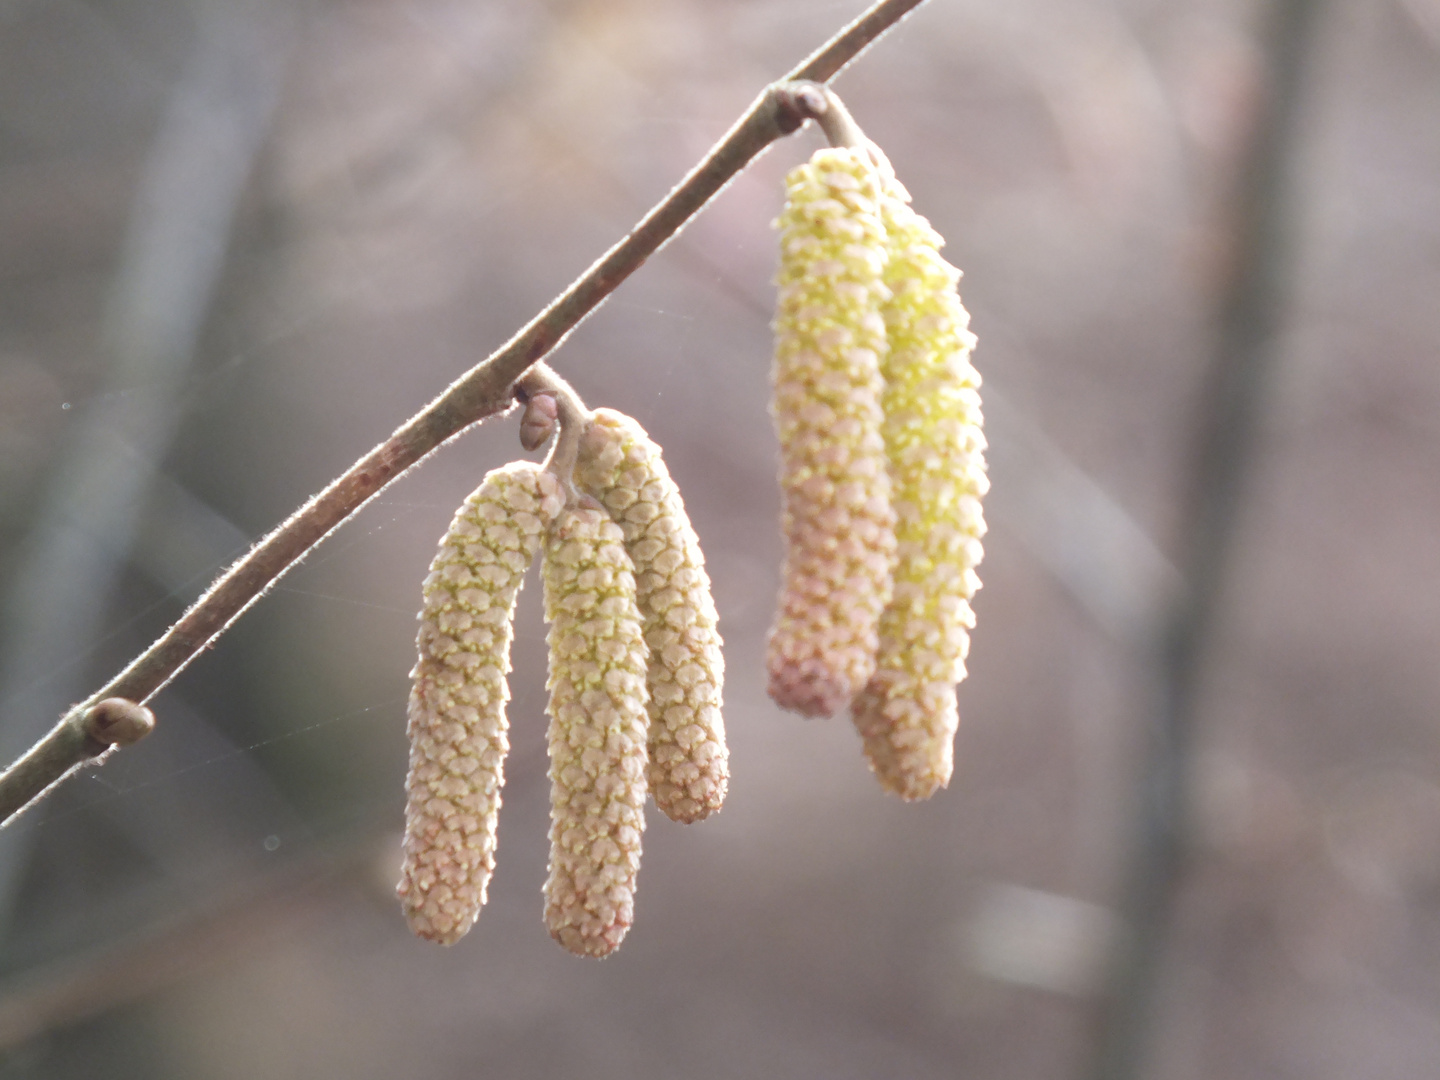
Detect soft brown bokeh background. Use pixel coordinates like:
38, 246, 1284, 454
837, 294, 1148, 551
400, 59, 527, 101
1, 0, 1438, 1077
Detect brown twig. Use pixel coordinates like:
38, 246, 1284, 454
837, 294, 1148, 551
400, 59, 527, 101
0, 0, 929, 826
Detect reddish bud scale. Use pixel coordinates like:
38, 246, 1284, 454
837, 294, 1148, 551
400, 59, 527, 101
766, 147, 897, 718
577, 408, 728, 824
542, 503, 651, 957
851, 187, 989, 800
399, 462, 564, 944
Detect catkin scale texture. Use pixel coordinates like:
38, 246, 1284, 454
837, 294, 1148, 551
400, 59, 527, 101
399, 462, 563, 944
851, 187, 989, 800
542, 503, 650, 957
767, 147, 897, 718
577, 409, 728, 824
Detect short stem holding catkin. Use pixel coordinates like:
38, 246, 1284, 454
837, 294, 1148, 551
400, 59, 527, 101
781, 81, 897, 183
518, 363, 593, 500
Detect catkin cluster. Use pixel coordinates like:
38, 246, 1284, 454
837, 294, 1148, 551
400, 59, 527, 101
400, 406, 727, 958
768, 147, 988, 800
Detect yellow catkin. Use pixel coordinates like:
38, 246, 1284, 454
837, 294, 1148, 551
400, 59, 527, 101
766, 146, 897, 718
851, 184, 988, 800
399, 462, 564, 944
542, 502, 650, 957
577, 408, 728, 824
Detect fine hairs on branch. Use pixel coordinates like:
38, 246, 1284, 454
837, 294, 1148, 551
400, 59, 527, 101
0, 0, 929, 827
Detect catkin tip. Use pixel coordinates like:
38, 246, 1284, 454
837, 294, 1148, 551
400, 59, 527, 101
766, 656, 852, 719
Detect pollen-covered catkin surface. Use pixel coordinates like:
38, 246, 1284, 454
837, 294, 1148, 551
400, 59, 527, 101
851, 186, 989, 801
399, 462, 564, 944
577, 408, 727, 824
542, 503, 650, 957
767, 147, 897, 719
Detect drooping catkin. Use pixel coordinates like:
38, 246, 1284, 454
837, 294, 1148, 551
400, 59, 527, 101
577, 408, 728, 824
767, 147, 897, 718
542, 502, 650, 957
399, 462, 564, 944
850, 184, 988, 800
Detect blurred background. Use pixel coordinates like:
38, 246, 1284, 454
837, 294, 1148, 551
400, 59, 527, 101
1, 0, 1438, 1076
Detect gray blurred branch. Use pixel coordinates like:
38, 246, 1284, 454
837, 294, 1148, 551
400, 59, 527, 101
1083, 0, 1327, 1077
0, 828, 379, 1051
0, 0, 290, 915
0, 0, 928, 825
984, 388, 1179, 647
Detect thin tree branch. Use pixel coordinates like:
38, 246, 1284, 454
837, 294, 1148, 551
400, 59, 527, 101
789, 0, 927, 82
0, 0, 929, 826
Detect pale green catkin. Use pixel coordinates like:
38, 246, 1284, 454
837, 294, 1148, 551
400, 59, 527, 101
767, 146, 897, 718
399, 462, 564, 944
542, 502, 650, 957
851, 184, 988, 800
577, 408, 728, 824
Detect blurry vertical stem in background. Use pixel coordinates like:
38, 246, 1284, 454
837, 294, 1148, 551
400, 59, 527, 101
0, 0, 928, 825
1083, 0, 1327, 1077
0, 0, 291, 915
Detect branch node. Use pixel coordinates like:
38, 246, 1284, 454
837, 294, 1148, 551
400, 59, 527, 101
774, 81, 830, 134
83, 698, 157, 748
782, 81, 897, 184
517, 363, 592, 500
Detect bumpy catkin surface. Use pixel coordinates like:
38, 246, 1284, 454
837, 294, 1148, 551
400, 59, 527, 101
851, 186, 988, 800
542, 502, 650, 957
399, 462, 563, 944
577, 408, 728, 824
767, 147, 897, 718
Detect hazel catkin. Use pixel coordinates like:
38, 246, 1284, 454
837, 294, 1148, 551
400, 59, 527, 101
541, 501, 650, 957
577, 408, 728, 824
399, 461, 564, 944
766, 146, 897, 719
850, 183, 988, 800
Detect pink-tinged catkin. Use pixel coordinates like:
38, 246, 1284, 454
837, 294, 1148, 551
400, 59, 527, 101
577, 408, 728, 824
542, 503, 650, 957
767, 147, 897, 718
851, 185, 988, 800
399, 462, 564, 944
